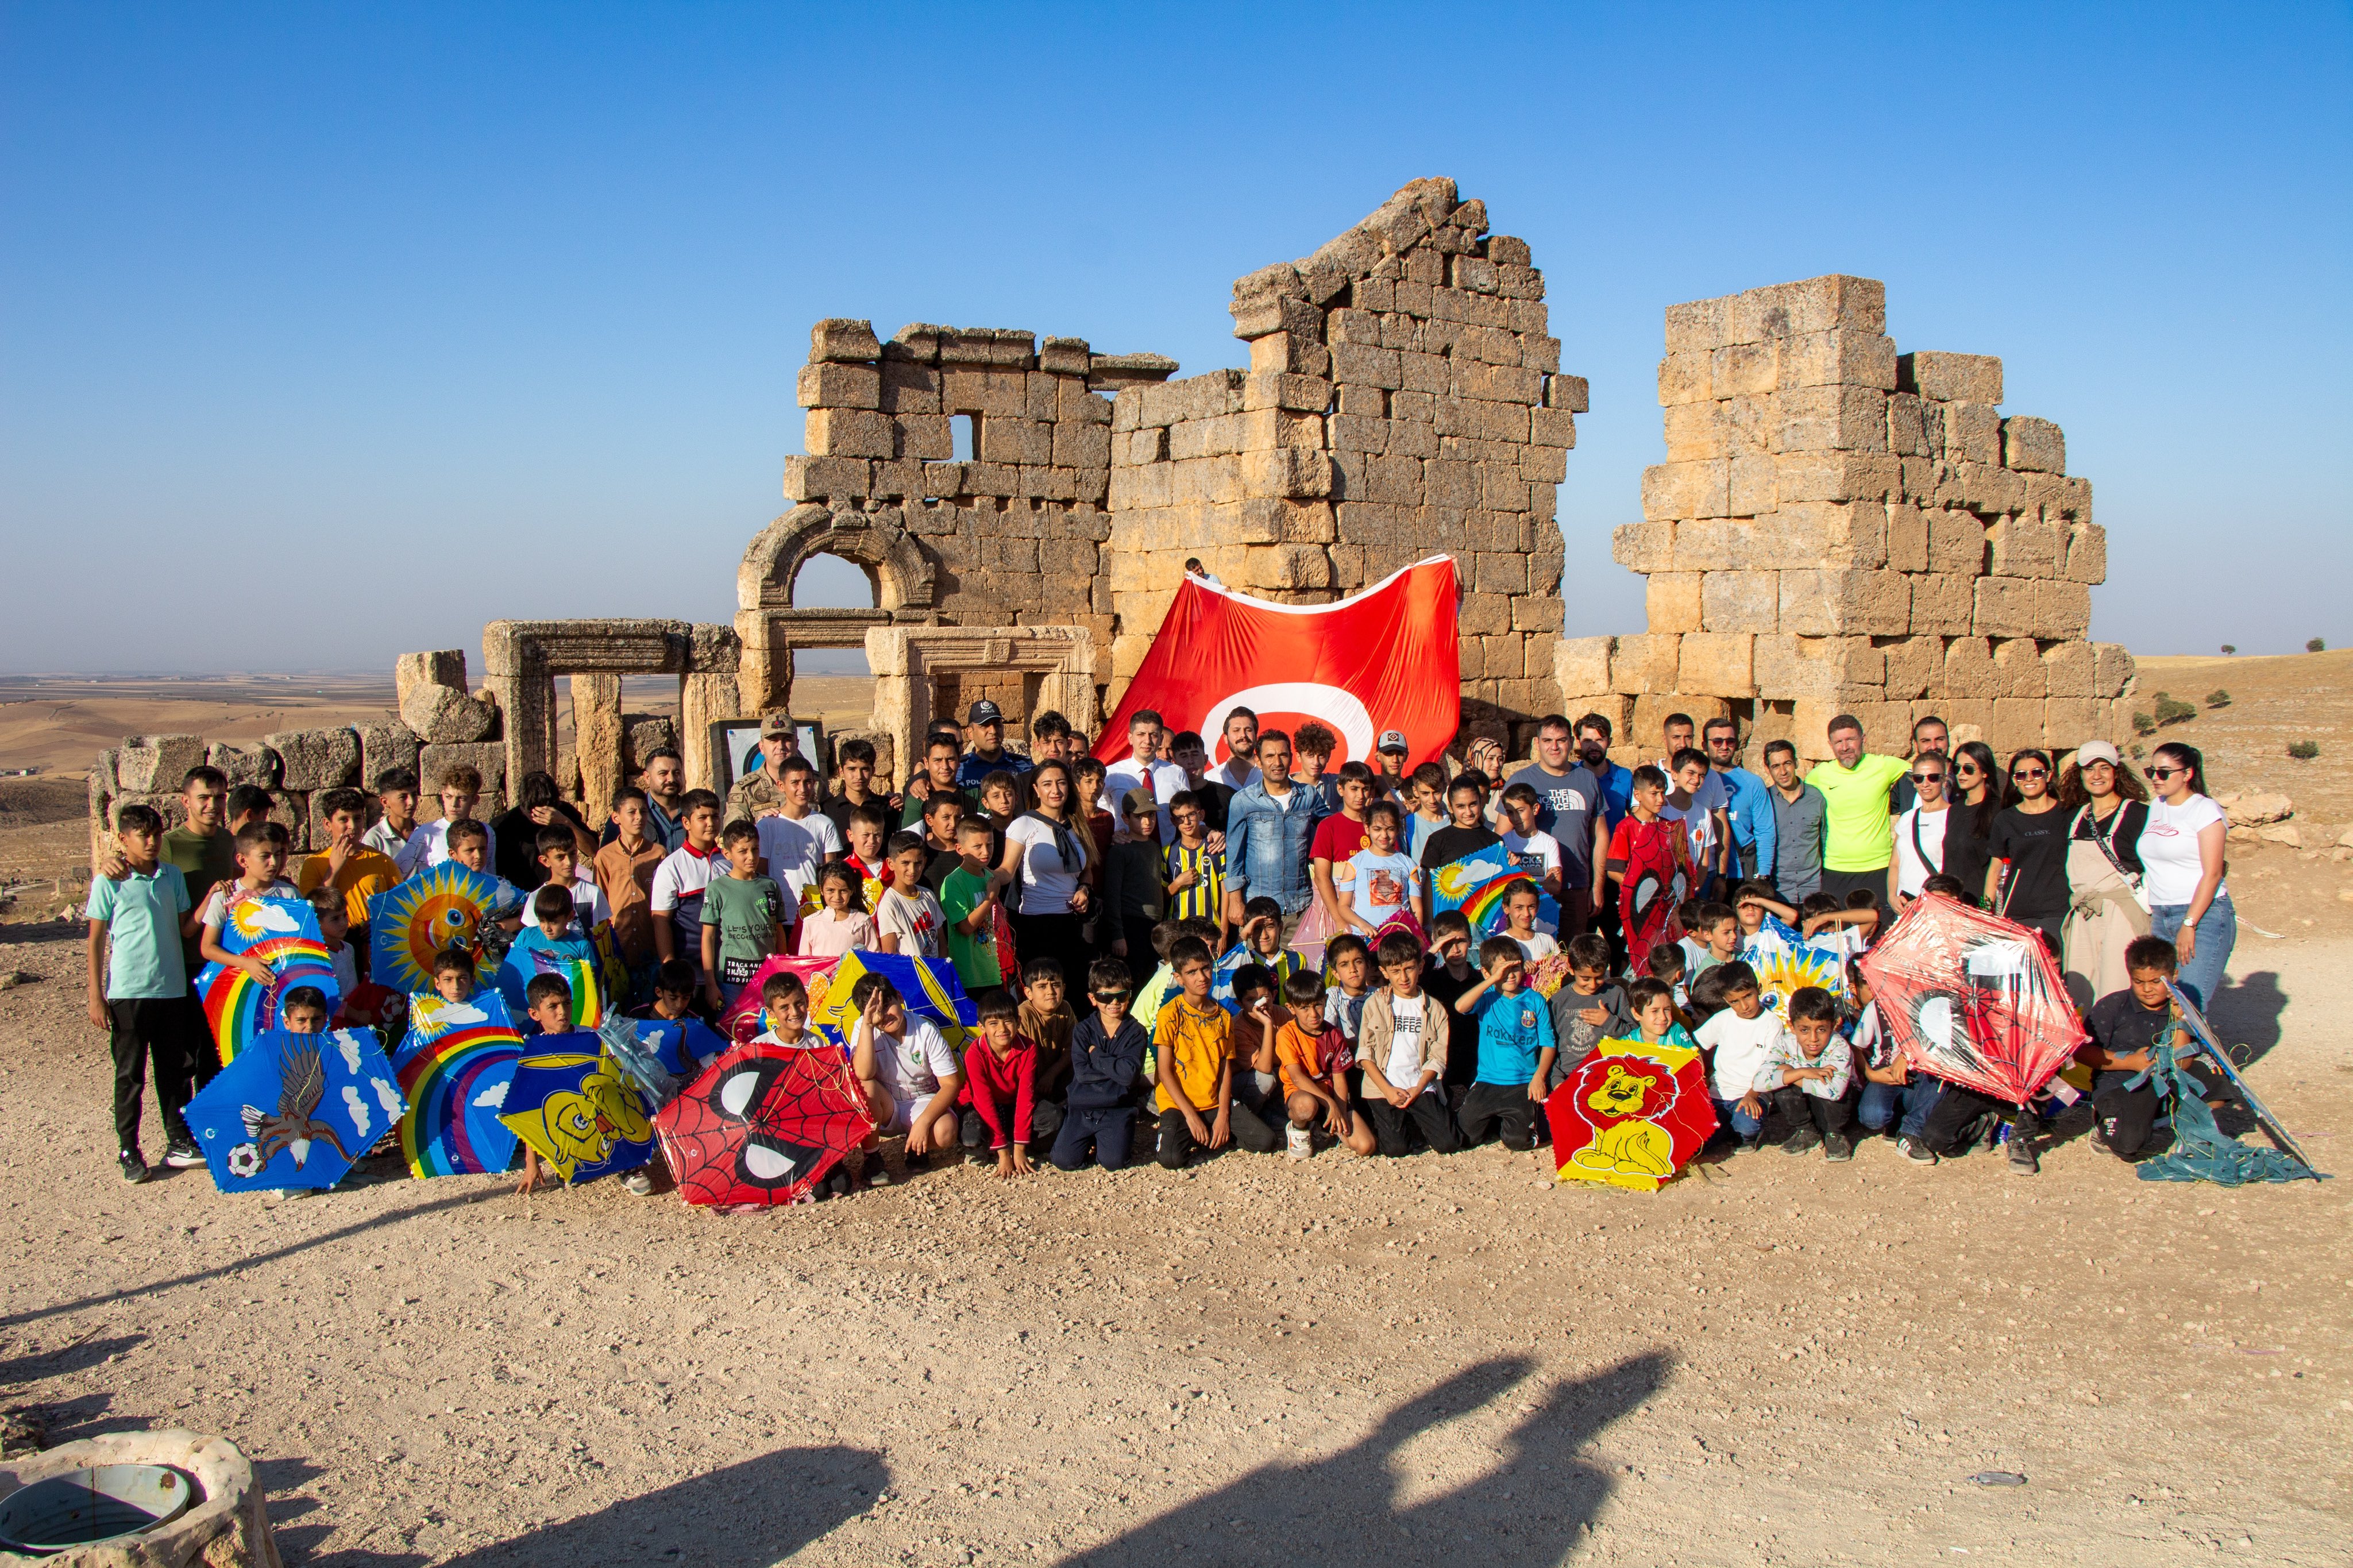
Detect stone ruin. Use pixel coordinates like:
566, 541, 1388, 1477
86, 176, 2132, 855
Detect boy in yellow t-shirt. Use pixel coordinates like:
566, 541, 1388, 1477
1151, 936, 1281, 1168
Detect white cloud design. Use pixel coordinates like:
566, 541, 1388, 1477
471, 1082, 510, 1109
333, 1030, 363, 1073
372, 1076, 403, 1120
244, 900, 304, 935
342, 1084, 372, 1141
416, 998, 488, 1032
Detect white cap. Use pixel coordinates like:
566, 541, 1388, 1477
2074, 740, 2121, 767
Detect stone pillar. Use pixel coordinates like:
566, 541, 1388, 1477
572, 674, 624, 829
734, 608, 792, 717
481, 624, 558, 793
680, 673, 742, 794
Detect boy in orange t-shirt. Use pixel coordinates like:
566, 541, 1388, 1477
1275, 969, 1375, 1157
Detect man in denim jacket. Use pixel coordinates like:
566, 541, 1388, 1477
1220, 729, 1329, 929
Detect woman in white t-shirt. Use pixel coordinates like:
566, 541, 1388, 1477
1888, 754, 1950, 909
2139, 742, 2233, 1009
1000, 760, 1093, 985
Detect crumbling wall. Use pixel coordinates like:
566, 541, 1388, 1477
1558, 275, 2134, 761
1106, 177, 1583, 747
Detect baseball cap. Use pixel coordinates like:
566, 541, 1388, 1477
2074, 740, 2121, 767
966, 700, 1003, 725
1376, 730, 1410, 754
1121, 787, 1156, 817
759, 713, 794, 738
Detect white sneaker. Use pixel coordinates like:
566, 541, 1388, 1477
1286, 1125, 1313, 1160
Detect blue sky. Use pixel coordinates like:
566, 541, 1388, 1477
3, 2, 2346, 674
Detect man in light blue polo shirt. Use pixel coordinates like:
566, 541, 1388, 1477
1703, 717, 1778, 887
84, 802, 203, 1183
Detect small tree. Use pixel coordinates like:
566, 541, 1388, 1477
2152, 692, 2197, 727
2220, 644, 2236, 654
2129, 743, 2147, 761
2205, 689, 2232, 709
2309, 638, 2328, 653
2131, 712, 2157, 736
2288, 740, 2320, 760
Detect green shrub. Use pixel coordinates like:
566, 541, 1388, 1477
2221, 644, 2236, 654
2131, 712, 2157, 736
2205, 689, 2232, 709
2129, 743, 2147, 761
2151, 692, 2197, 727
2288, 740, 2319, 760
2309, 638, 2328, 653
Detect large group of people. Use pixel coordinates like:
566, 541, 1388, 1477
84, 698, 2235, 1193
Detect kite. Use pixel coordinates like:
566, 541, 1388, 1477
653, 1040, 875, 1208
808, 950, 974, 1048
1612, 816, 1689, 976
1545, 1036, 1716, 1192
192, 895, 342, 1068
716, 954, 842, 1047
1739, 926, 1847, 1019
588, 920, 631, 1007
184, 1027, 402, 1192
1857, 895, 2085, 1106
497, 1034, 657, 1185
2128, 980, 2325, 1185
394, 992, 524, 1177
1094, 555, 1461, 773
495, 944, 605, 1026
368, 863, 506, 995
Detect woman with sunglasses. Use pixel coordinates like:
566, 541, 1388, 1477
1887, 753, 1950, 912
2057, 740, 2152, 1009
2140, 741, 2234, 1009
1939, 741, 2005, 907
1985, 748, 2069, 953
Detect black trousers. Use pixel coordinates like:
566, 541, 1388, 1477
958, 1100, 1064, 1152
110, 997, 196, 1153
1011, 911, 1089, 988
1457, 1082, 1537, 1150
1817, 866, 1887, 915
1769, 1083, 1853, 1137
2093, 1068, 2162, 1158
1155, 1100, 1280, 1167
1364, 1091, 1462, 1157
1050, 1106, 1137, 1171
1921, 1083, 2040, 1156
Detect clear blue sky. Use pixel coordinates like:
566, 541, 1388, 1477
3, 2, 2346, 674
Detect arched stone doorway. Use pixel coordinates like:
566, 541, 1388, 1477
734, 501, 936, 713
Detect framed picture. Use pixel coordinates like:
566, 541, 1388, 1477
709, 719, 827, 797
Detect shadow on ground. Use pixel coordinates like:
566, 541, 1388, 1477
1056, 1351, 1668, 1567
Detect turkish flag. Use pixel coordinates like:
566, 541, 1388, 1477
1094, 556, 1461, 771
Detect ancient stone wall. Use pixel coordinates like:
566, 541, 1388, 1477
1106, 177, 1583, 746
1557, 274, 2134, 762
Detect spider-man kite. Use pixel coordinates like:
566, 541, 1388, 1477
1857, 895, 2085, 1106
653, 1040, 874, 1208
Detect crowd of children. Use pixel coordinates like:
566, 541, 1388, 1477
88, 706, 2223, 1195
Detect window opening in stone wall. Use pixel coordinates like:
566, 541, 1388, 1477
951, 414, 976, 462
789, 551, 877, 678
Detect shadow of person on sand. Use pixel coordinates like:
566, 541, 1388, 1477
281, 1445, 890, 1568
1054, 1351, 1669, 1568
2208, 968, 2287, 1068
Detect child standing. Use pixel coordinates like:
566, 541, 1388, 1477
1546, 931, 1632, 1069
1355, 931, 1461, 1157
875, 831, 947, 959
1163, 790, 1225, 943
1153, 936, 1279, 1167
699, 820, 790, 1015
1275, 970, 1375, 1158
405, 764, 497, 875
594, 787, 668, 978
1337, 800, 1422, 940
296, 788, 399, 957
308, 889, 359, 996
197, 822, 302, 986
1103, 790, 1168, 968
1689, 962, 1787, 1150
958, 990, 1056, 1178
1770, 986, 1858, 1160
363, 768, 419, 866
648, 789, 723, 980
1450, 937, 1558, 1152
1052, 957, 1150, 1172
1321, 933, 1376, 1048
801, 862, 878, 960
938, 818, 1008, 990
1605, 766, 1691, 976
1403, 762, 1450, 860
85, 804, 200, 1181
522, 826, 612, 933
1497, 783, 1565, 909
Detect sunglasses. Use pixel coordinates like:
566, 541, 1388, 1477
1954, 763, 1981, 776
1091, 990, 1130, 1002
1908, 771, 1945, 783
2014, 768, 2049, 781
2146, 766, 2185, 781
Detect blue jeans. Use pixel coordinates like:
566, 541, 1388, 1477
1712, 1096, 1762, 1140
2149, 893, 2235, 1015
1857, 1076, 1942, 1138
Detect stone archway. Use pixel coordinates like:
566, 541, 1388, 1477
735, 501, 938, 713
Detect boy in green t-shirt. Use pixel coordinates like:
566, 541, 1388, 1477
86, 803, 202, 1183
939, 817, 1010, 992
700, 820, 790, 1014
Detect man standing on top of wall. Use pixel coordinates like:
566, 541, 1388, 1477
1808, 715, 1908, 914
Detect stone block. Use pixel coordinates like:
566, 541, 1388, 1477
1991, 638, 2046, 698
264, 727, 359, 791
810, 318, 881, 363
1662, 401, 1724, 462
1755, 636, 1884, 703
1612, 521, 1676, 574
1700, 570, 1780, 633
1927, 510, 1986, 575
1898, 352, 2003, 406
1052, 420, 1113, 469
115, 734, 206, 795
1778, 569, 1910, 636
1248, 331, 1331, 379
1453, 360, 1541, 404
2001, 416, 2065, 474
402, 681, 499, 744
1942, 636, 1999, 698
1907, 574, 1975, 636
1608, 634, 1683, 696
1553, 636, 1613, 696
1942, 403, 2004, 467
781, 455, 871, 501
1711, 343, 1778, 398
1986, 515, 2063, 578
2062, 522, 2107, 584
2044, 697, 2101, 748
1728, 454, 1776, 515
1975, 577, 2089, 639
796, 362, 881, 410
1664, 298, 1726, 352
1775, 451, 1900, 506
1642, 460, 1730, 522
1774, 385, 1889, 453
878, 360, 940, 414
1633, 694, 1731, 745
2092, 642, 2137, 701
204, 742, 279, 789
1775, 330, 1897, 391
1885, 392, 1928, 457
894, 414, 953, 462
1038, 336, 1090, 375
1988, 698, 2046, 755
1459, 592, 1513, 637
806, 408, 894, 459
1475, 551, 1529, 596
394, 650, 466, 713
1679, 632, 1756, 696
620, 715, 677, 775
942, 367, 1029, 417
1528, 406, 1577, 450
419, 742, 509, 813
1480, 634, 1526, 681
1887, 505, 1930, 573
1790, 700, 1910, 762
351, 723, 419, 792
2040, 640, 2096, 698
1880, 635, 1940, 700
1645, 572, 1704, 634
1728, 275, 1887, 339
2025, 472, 2093, 523
1657, 352, 1711, 405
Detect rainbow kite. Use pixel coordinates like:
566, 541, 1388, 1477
395, 991, 524, 1177
369, 863, 505, 995
1429, 843, 1533, 939
496, 944, 605, 1028
193, 895, 342, 1067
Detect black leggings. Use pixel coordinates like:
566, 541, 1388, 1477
1011, 910, 1090, 989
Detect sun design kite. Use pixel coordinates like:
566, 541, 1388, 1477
369, 863, 503, 994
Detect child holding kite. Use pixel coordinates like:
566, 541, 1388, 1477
196, 821, 301, 986
1449, 937, 1558, 1152
1604, 767, 1691, 979
1546, 932, 1631, 1071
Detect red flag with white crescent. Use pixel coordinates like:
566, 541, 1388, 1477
1093, 555, 1461, 771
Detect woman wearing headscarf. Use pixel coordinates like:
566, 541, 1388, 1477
1985, 748, 2069, 953
2141, 741, 2234, 1009
2057, 740, 2151, 1009
1940, 741, 2004, 909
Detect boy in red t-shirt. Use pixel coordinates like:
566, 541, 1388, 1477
957, 989, 1055, 1179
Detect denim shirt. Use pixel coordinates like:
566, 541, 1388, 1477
1222, 778, 1329, 916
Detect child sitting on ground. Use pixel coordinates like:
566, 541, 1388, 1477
1276, 969, 1374, 1158
959, 988, 1057, 1179
2077, 935, 2186, 1164
1689, 961, 1787, 1151
1849, 959, 1937, 1164
849, 972, 965, 1185
1052, 957, 1150, 1172
1228, 896, 1304, 987
875, 831, 947, 959
1356, 931, 1460, 1158
1646, 941, 1690, 1015
700, 820, 789, 1015
1154, 936, 1278, 1167
1547, 931, 1631, 1069
1227, 964, 1290, 1130
732, 968, 849, 1198
800, 862, 878, 961
1627, 976, 1702, 1056
627, 959, 729, 1064
1322, 933, 1377, 1047
1771, 986, 1858, 1160
1450, 936, 1559, 1153
514, 971, 588, 1194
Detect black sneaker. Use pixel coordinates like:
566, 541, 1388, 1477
1822, 1131, 1854, 1162
118, 1150, 150, 1184
1960, 1112, 2000, 1154
1896, 1135, 1938, 1165
2007, 1126, 2040, 1176
163, 1140, 205, 1169
1781, 1124, 1823, 1156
